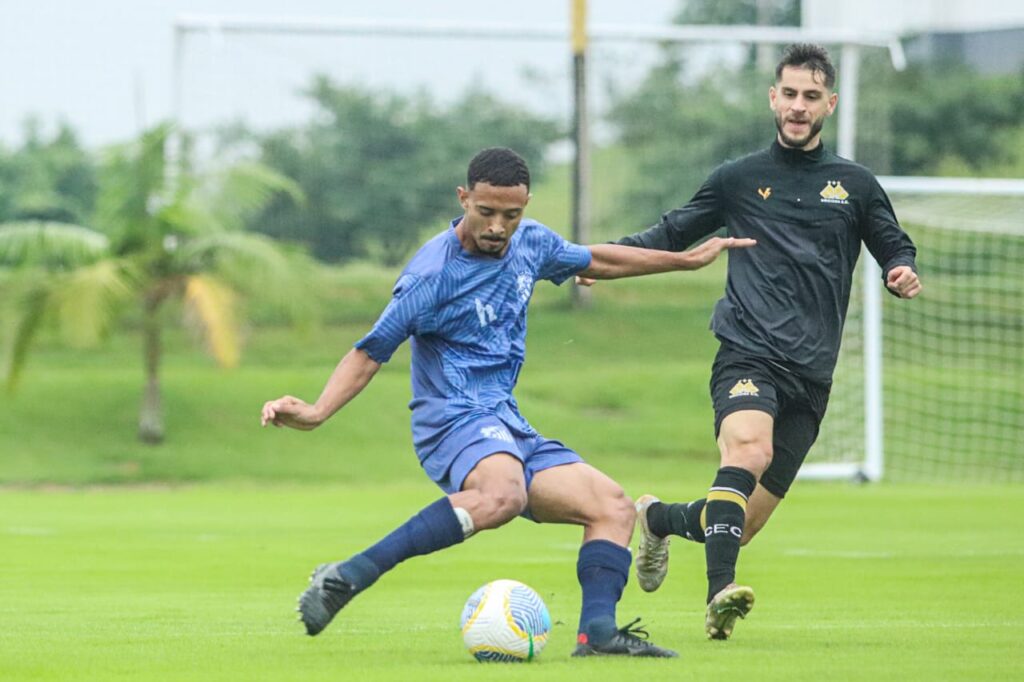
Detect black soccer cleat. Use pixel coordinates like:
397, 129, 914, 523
297, 562, 359, 636
571, 618, 679, 658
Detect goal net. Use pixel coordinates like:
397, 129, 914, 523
808, 180, 1024, 483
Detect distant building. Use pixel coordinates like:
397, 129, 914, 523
902, 27, 1024, 75
802, 0, 1024, 74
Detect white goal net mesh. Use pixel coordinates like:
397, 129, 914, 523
811, 186, 1024, 482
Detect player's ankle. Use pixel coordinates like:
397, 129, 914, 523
580, 615, 617, 647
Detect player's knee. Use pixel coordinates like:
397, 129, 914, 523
609, 487, 636, 529
728, 438, 773, 477
477, 488, 528, 529
589, 485, 635, 531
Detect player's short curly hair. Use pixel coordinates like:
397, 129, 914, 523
467, 147, 530, 190
776, 43, 836, 89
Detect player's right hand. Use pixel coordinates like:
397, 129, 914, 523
574, 275, 596, 287
261, 395, 322, 430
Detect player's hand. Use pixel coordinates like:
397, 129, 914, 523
260, 395, 322, 430
886, 265, 922, 299
681, 236, 756, 270
574, 275, 596, 287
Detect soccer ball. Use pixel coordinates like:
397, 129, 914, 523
459, 579, 551, 662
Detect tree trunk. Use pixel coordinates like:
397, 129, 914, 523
138, 291, 165, 444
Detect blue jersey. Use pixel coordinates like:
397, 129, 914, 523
355, 218, 592, 455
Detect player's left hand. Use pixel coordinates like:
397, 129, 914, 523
886, 265, 922, 299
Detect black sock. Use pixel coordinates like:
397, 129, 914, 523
703, 466, 757, 603
646, 500, 707, 543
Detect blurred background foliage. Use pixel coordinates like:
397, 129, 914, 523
2, 0, 1023, 449
2, 55, 1022, 266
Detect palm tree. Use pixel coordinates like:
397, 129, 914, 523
0, 123, 310, 443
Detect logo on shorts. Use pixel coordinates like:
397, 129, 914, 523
480, 425, 514, 443
728, 379, 760, 398
757, 186, 772, 200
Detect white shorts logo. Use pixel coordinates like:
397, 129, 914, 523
480, 425, 514, 443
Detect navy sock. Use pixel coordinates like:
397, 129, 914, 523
576, 539, 631, 646
345, 497, 465, 590
647, 499, 707, 543
704, 467, 757, 602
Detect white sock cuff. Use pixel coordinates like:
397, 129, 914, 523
453, 506, 475, 538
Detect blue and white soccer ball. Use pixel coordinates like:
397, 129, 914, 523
459, 579, 551, 662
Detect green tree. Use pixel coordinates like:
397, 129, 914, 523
0, 119, 98, 224
597, 0, 805, 225
0, 123, 310, 443
675, 0, 799, 26
251, 77, 561, 265
604, 58, 786, 225
878, 64, 1024, 175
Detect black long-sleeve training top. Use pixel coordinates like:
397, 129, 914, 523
618, 140, 917, 383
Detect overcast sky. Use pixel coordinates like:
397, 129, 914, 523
1, 0, 681, 148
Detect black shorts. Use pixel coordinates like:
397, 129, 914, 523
709, 343, 831, 498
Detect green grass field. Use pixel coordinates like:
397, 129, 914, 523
2, 264, 1023, 679
2, 481, 1022, 681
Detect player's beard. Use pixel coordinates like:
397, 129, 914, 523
775, 111, 825, 149
477, 235, 507, 256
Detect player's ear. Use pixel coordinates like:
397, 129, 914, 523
768, 86, 778, 111
456, 186, 470, 209
827, 91, 838, 115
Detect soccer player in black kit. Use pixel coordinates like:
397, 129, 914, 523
603, 43, 923, 640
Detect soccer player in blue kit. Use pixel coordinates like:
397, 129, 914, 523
261, 147, 753, 657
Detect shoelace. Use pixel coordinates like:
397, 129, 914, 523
641, 536, 668, 562
321, 575, 356, 608
615, 618, 653, 646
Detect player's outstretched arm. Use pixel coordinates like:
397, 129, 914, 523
260, 348, 382, 430
579, 237, 755, 280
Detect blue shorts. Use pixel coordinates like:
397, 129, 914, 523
419, 414, 583, 495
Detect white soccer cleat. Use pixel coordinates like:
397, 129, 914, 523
634, 494, 670, 592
